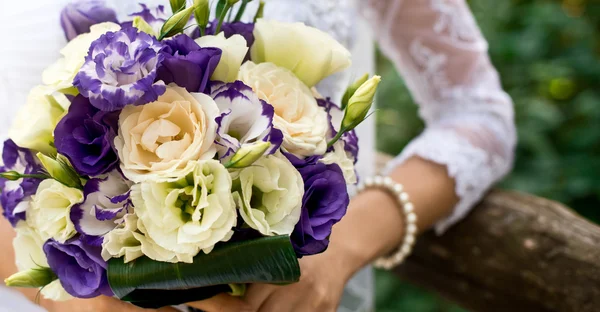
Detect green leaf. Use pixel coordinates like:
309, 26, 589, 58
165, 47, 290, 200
108, 235, 300, 308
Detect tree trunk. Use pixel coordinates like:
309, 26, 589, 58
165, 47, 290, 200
375, 154, 600, 312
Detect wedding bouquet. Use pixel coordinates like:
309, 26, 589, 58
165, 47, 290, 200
2, 0, 380, 308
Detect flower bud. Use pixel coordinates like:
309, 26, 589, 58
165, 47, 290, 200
225, 142, 271, 168
4, 267, 57, 288
169, 0, 187, 13
341, 75, 381, 130
227, 0, 241, 5
0, 171, 22, 181
194, 0, 210, 31
132, 16, 157, 37
160, 6, 195, 39
342, 73, 369, 110
37, 153, 83, 190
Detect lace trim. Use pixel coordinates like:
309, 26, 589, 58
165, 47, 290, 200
384, 128, 512, 234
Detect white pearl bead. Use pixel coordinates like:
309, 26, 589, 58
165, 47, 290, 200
383, 177, 393, 186
399, 192, 410, 203
393, 184, 403, 193
405, 234, 415, 245
401, 245, 412, 255
374, 176, 383, 185
407, 212, 417, 223
364, 178, 373, 187
403, 202, 414, 213
406, 224, 417, 235
394, 253, 404, 262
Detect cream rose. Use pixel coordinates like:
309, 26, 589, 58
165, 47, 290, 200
233, 153, 304, 236
195, 33, 248, 83
126, 160, 236, 263
238, 62, 329, 157
114, 85, 219, 183
320, 141, 357, 184
43, 22, 121, 92
251, 19, 352, 87
12, 222, 72, 301
8, 86, 68, 154
27, 179, 84, 243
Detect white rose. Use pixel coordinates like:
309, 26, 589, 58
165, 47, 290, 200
233, 153, 304, 236
8, 86, 68, 154
320, 141, 357, 184
251, 19, 352, 87
27, 179, 84, 243
43, 22, 121, 92
12, 222, 73, 301
128, 160, 236, 263
238, 62, 329, 157
114, 85, 219, 183
195, 33, 248, 83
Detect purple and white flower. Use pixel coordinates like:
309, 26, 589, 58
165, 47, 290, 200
60, 0, 118, 41
70, 171, 132, 244
0, 140, 42, 227
317, 98, 358, 162
211, 81, 283, 160
73, 27, 167, 112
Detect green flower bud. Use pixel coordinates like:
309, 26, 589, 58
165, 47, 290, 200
341, 75, 381, 130
159, 6, 196, 40
4, 267, 57, 288
132, 16, 157, 37
225, 142, 271, 168
194, 0, 210, 33
0, 171, 23, 181
169, 0, 187, 13
341, 73, 369, 110
37, 153, 83, 190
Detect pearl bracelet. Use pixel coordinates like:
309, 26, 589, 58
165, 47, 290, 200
357, 176, 417, 270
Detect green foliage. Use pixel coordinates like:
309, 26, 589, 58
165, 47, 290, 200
376, 0, 600, 310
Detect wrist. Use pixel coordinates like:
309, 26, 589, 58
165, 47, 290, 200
327, 188, 405, 275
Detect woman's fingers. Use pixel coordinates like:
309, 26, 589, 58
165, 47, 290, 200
186, 293, 253, 312
244, 283, 280, 310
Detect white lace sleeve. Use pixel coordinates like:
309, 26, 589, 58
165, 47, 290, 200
363, 0, 517, 233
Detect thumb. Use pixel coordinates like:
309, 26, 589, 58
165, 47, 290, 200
186, 293, 254, 312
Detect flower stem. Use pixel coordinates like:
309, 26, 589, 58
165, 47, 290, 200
215, 4, 232, 34
234, 0, 249, 22
327, 130, 345, 149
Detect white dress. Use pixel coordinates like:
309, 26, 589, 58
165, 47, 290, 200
0, 0, 515, 311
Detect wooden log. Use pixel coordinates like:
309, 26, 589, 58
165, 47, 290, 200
376, 164, 600, 311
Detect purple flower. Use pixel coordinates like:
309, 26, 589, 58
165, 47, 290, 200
206, 21, 255, 48
289, 161, 349, 256
43, 237, 113, 299
54, 95, 119, 177
156, 35, 222, 93
0, 140, 42, 227
211, 81, 283, 160
60, 0, 118, 41
73, 27, 167, 112
70, 171, 131, 244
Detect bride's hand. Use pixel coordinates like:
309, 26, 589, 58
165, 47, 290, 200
43, 296, 178, 312
242, 251, 354, 312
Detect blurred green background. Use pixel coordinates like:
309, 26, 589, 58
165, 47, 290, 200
374, 0, 600, 311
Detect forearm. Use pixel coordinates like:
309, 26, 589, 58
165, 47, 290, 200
327, 157, 459, 276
